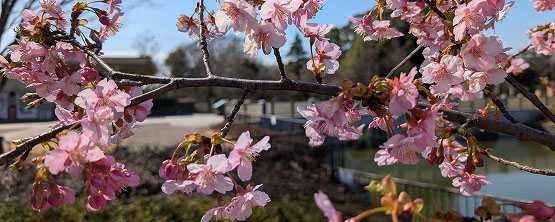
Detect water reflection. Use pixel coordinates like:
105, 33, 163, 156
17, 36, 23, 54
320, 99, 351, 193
339, 136, 555, 204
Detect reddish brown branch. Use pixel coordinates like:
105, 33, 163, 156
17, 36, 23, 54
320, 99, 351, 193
220, 90, 249, 137
198, 0, 215, 77
273, 47, 288, 80
505, 75, 555, 124
484, 89, 518, 124
483, 149, 555, 176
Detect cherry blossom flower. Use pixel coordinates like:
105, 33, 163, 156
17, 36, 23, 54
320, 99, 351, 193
348, 15, 374, 41
229, 131, 271, 181
259, 0, 303, 31
374, 134, 437, 166
40, 0, 67, 29
367, 20, 403, 41
187, 154, 234, 195
420, 55, 465, 94
214, 0, 257, 34
75, 79, 130, 118
510, 201, 555, 219
44, 131, 104, 177
314, 191, 342, 222
224, 184, 271, 220
31, 181, 75, 212
292, 0, 326, 27
177, 14, 200, 39
127, 86, 153, 122
80, 67, 101, 82
449, 83, 484, 101
57, 72, 84, 96
461, 33, 505, 71
529, 0, 555, 12
159, 157, 197, 194
244, 22, 287, 56
466, 69, 507, 92
453, 1, 486, 40
84, 155, 139, 212
389, 67, 419, 116
201, 203, 228, 222
528, 30, 555, 56
99, 11, 124, 41
307, 40, 342, 75
297, 100, 345, 146
452, 173, 491, 196
301, 23, 333, 41
507, 58, 530, 76
106, 0, 122, 14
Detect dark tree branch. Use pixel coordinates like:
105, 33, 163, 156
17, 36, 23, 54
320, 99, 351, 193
220, 90, 249, 137
423, 0, 448, 21
198, 0, 214, 77
508, 43, 532, 60
483, 149, 555, 176
273, 47, 288, 80
483, 89, 518, 124
385, 45, 423, 78
505, 75, 555, 124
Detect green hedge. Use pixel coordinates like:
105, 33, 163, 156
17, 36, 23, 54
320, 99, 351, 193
0, 194, 327, 222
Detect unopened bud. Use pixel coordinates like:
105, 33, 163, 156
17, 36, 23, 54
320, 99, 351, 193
25, 98, 45, 110
20, 93, 40, 102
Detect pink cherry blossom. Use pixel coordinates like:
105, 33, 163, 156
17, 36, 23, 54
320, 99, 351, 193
301, 23, 333, 41
214, 0, 257, 34
187, 154, 234, 195
40, 0, 67, 29
453, 1, 486, 41
307, 40, 342, 75
466, 68, 507, 92
84, 155, 139, 212
367, 20, 404, 41
420, 55, 465, 94
348, 15, 374, 41
127, 86, 153, 122
374, 134, 437, 166
177, 14, 200, 39
507, 58, 530, 76
44, 131, 105, 177
528, 30, 555, 56
31, 181, 75, 212
75, 78, 131, 117
461, 33, 505, 71
529, 0, 555, 12
99, 11, 124, 41
57, 72, 85, 96
314, 191, 342, 222
292, 0, 326, 27
80, 67, 101, 82
224, 184, 271, 220
229, 131, 271, 181
259, 0, 303, 31
106, 0, 122, 14
201, 203, 228, 222
244, 22, 287, 56
297, 100, 345, 146
511, 201, 555, 219
389, 67, 419, 116
448, 83, 484, 101
452, 173, 491, 196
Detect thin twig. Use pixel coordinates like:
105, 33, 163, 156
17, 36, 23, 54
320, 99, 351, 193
198, 0, 215, 77
385, 45, 423, 78
220, 90, 249, 137
484, 89, 518, 124
508, 43, 532, 60
505, 75, 555, 124
483, 149, 555, 176
273, 47, 288, 80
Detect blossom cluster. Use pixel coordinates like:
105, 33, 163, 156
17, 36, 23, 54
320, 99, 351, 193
177, 0, 342, 78
158, 131, 271, 221
3, 0, 154, 212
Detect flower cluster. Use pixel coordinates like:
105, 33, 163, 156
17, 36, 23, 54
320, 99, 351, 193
175, 0, 342, 79
3, 0, 155, 212
159, 131, 271, 221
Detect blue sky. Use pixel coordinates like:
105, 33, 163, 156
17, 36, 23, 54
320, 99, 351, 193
102, 0, 554, 63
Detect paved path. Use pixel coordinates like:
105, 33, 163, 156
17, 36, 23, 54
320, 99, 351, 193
0, 114, 225, 152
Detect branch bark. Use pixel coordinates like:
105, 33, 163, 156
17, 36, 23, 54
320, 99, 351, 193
385, 45, 423, 78
273, 47, 288, 80
483, 149, 555, 176
220, 90, 249, 137
505, 75, 555, 124
198, 0, 214, 77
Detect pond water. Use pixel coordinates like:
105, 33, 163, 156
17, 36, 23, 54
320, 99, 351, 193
338, 136, 555, 204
